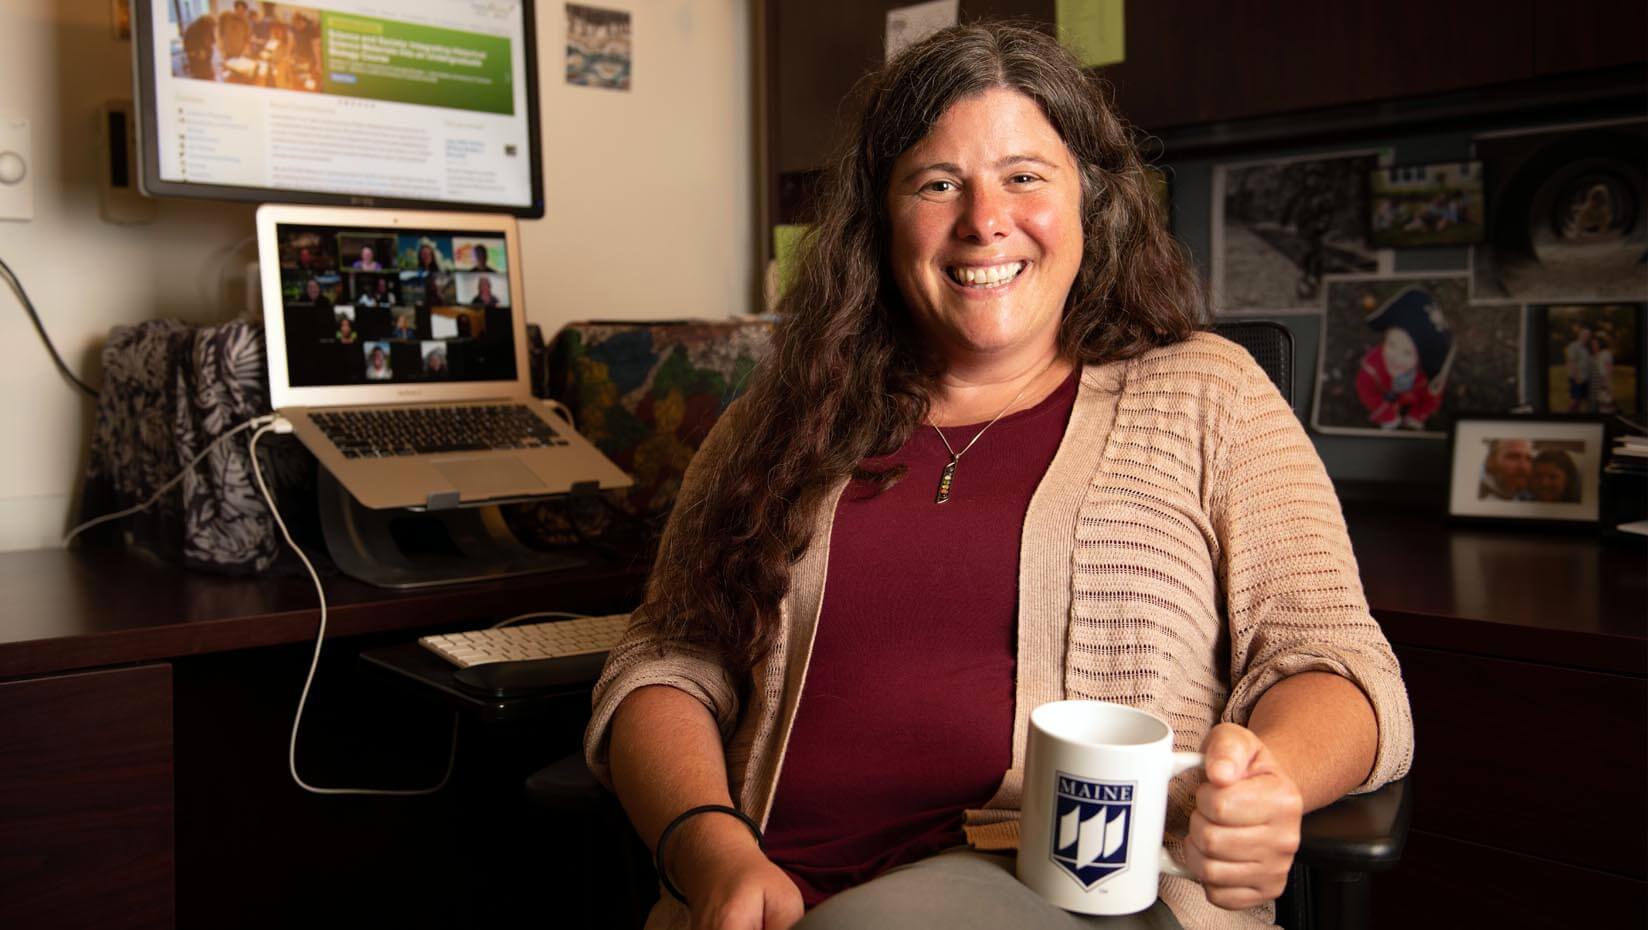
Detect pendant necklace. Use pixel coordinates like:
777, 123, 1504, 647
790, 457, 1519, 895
930, 364, 1052, 504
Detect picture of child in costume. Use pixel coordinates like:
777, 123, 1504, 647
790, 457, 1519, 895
1354, 286, 1456, 430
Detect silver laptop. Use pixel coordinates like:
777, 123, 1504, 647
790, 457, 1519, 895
257, 204, 631, 510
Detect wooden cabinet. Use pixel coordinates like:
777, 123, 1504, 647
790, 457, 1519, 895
0, 665, 175, 930
763, 0, 1646, 224
1372, 646, 1648, 927
1534, 0, 1648, 76
1099, 0, 1537, 129
1347, 506, 1648, 928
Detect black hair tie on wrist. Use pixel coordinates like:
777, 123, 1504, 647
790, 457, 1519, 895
654, 804, 765, 905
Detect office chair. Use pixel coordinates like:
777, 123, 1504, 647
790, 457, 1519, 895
526, 319, 1411, 929
525, 753, 1408, 930
1211, 319, 1295, 406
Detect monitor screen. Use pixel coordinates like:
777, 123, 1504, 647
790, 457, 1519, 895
133, 0, 543, 216
275, 221, 518, 386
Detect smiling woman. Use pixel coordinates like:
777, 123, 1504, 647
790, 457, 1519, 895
885, 89, 1086, 398
585, 22, 1411, 930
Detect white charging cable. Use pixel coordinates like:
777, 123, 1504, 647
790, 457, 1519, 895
491, 610, 590, 629
249, 419, 459, 797
540, 397, 575, 428
63, 415, 278, 545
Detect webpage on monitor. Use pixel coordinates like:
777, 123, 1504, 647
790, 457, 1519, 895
147, 0, 534, 209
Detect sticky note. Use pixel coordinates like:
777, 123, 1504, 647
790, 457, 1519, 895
773, 224, 811, 299
1056, 0, 1125, 67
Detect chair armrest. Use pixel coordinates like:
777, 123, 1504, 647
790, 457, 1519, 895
1296, 776, 1411, 873
525, 751, 616, 814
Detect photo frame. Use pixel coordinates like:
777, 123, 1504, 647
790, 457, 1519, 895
1368, 160, 1485, 248
1532, 302, 1644, 418
1211, 148, 1394, 315
1311, 273, 1523, 438
1468, 117, 1648, 305
1447, 415, 1606, 525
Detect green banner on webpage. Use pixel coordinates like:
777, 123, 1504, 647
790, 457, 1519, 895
321, 13, 513, 115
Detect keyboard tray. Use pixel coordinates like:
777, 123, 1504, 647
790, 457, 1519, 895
450, 652, 610, 698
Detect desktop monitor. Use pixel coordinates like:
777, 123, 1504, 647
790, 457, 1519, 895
132, 0, 545, 217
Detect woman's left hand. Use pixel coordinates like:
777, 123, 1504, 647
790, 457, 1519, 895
1183, 723, 1304, 911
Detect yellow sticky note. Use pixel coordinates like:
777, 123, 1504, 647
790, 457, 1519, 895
773, 224, 811, 298
1056, 0, 1125, 67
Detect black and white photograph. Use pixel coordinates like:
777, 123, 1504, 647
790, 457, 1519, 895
1369, 161, 1485, 248
1212, 149, 1393, 314
1312, 274, 1522, 438
1448, 417, 1604, 524
1470, 118, 1648, 304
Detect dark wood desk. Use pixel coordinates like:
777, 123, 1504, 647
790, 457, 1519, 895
1341, 506, 1647, 929
0, 511, 1641, 929
0, 546, 648, 930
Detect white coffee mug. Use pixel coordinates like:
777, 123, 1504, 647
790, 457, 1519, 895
1017, 700, 1203, 915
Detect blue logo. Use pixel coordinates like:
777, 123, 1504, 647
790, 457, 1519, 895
1050, 772, 1134, 889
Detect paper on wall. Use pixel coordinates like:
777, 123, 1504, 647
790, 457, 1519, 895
1056, 0, 1126, 67
886, 0, 958, 61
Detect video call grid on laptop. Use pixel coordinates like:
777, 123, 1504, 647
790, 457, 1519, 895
260, 205, 526, 401
256, 204, 631, 510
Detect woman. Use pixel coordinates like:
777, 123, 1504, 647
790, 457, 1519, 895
1589, 330, 1615, 414
423, 347, 448, 377
1529, 449, 1580, 503
586, 24, 1411, 930
470, 275, 501, 308
415, 243, 455, 309
299, 276, 326, 305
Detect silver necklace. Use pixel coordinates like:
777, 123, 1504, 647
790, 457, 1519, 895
929, 367, 1049, 504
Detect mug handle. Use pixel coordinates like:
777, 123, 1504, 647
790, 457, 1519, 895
1158, 751, 1204, 880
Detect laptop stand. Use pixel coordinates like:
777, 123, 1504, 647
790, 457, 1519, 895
316, 470, 583, 589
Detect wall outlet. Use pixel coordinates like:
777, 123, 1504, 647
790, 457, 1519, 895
0, 118, 34, 222
97, 100, 157, 225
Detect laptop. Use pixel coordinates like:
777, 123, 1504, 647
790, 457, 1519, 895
257, 204, 632, 510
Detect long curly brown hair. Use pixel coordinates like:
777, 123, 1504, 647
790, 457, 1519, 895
643, 23, 1203, 672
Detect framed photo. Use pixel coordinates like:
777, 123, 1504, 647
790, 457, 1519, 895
1448, 416, 1606, 524
1369, 161, 1485, 248
1211, 148, 1393, 315
1469, 117, 1648, 304
1312, 273, 1522, 438
1534, 302, 1644, 417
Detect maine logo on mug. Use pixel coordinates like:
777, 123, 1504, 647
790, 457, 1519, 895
1051, 773, 1134, 889
1018, 700, 1204, 915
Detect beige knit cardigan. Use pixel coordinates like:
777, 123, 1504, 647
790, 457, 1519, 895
585, 333, 1414, 930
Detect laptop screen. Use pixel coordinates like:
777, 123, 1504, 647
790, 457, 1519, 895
273, 222, 518, 387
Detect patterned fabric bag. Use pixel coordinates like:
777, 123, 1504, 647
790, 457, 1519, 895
78, 319, 320, 575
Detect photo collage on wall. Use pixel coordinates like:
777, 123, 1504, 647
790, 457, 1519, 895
1212, 149, 1393, 315
277, 227, 515, 387
1311, 275, 1520, 437
1211, 117, 1647, 443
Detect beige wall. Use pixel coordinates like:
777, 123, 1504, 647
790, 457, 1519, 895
0, 0, 753, 551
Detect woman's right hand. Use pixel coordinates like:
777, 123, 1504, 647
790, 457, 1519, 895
670, 816, 804, 930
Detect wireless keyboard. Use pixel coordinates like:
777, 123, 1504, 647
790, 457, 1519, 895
419, 614, 630, 668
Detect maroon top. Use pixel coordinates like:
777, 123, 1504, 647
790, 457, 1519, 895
762, 370, 1079, 907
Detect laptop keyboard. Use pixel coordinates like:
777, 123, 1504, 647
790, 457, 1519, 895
310, 404, 569, 458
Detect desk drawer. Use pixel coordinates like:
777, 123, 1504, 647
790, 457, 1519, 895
1396, 645, 1646, 877
1375, 829, 1648, 929
0, 664, 174, 930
